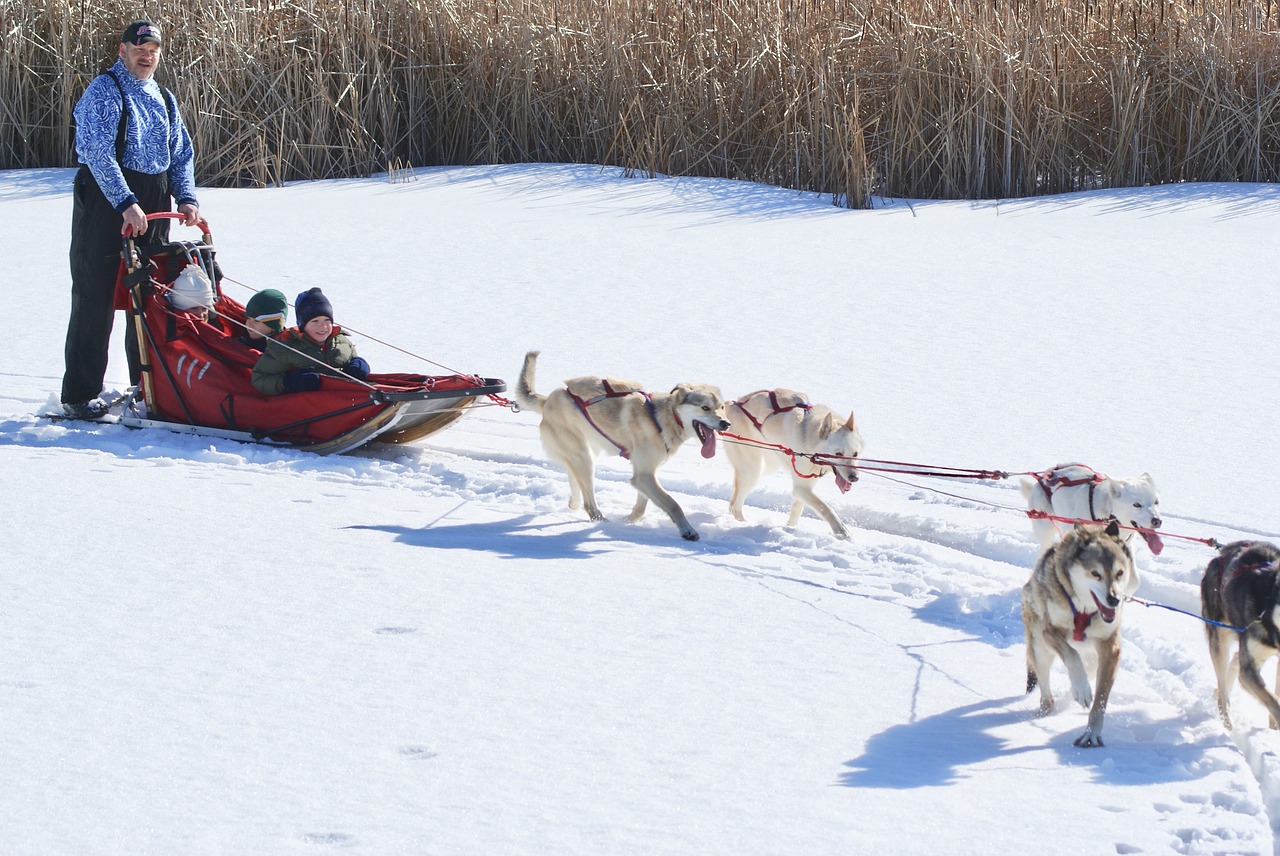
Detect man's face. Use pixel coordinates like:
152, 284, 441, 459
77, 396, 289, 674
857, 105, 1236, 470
119, 41, 162, 80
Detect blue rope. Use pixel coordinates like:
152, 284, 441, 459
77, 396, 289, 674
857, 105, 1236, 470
1126, 596, 1244, 632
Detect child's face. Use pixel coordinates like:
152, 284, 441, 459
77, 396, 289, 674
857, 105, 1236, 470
245, 317, 274, 340
303, 315, 332, 344
189, 306, 209, 323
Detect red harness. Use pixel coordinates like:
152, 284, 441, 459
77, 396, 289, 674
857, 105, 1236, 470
568, 381, 668, 460
1036, 465, 1106, 522
728, 392, 829, 480
1072, 608, 1094, 642
1219, 559, 1279, 597
732, 390, 812, 432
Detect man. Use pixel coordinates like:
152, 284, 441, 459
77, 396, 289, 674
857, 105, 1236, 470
62, 19, 201, 420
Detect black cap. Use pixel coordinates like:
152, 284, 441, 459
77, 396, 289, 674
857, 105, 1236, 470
121, 20, 162, 46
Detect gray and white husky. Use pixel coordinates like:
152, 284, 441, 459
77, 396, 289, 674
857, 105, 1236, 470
1022, 520, 1137, 747
723, 388, 863, 539
514, 350, 730, 541
1200, 540, 1280, 729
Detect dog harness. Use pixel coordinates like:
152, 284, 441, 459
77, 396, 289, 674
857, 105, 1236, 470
568, 382, 669, 460
1071, 603, 1096, 642
1219, 559, 1277, 592
1216, 555, 1280, 633
730, 392, 835, 480
731, 390, 812, 432
1036, 466, 1106, 522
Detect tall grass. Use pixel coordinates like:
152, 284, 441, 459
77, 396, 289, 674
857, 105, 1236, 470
2, 0, 1278, 206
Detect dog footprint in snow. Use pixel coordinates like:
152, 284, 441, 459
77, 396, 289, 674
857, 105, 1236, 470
399, 745, 438, 760
300, 831, 354, 846
373, 626, 417, 635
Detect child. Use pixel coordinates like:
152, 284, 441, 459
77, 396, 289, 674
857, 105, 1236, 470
166, 263, 215, 322
251, 287, 371, 395
238, 288, 288, 353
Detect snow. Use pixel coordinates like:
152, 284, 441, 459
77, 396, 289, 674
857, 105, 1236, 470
3, 164, 1280, 854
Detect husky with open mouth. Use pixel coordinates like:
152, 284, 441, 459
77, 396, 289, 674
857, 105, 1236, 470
1022, 520, 1137, 747
1021, 462, 1164, 556
723, 388, 863, 538
514, 350, 730, 541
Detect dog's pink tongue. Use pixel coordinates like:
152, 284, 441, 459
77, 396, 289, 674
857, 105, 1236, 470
1143, 530, 1164, 555
700, 427, 717, 459
835, 472, 852, 493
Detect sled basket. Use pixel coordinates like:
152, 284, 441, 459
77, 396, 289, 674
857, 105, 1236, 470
117, 214, 505, 455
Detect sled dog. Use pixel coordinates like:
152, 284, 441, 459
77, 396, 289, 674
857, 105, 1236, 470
723, 389, 863, 538
1200, 540, 1280, 729
1020, 462, 1163, 555
1022, 520, 1137, 747
513, 350, 730, 541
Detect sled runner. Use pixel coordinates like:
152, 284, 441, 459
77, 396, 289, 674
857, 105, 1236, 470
116, 214, 504, 455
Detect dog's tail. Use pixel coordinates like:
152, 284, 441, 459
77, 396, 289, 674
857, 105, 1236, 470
513, 350, 545, 413
1026, 668, 1038, 694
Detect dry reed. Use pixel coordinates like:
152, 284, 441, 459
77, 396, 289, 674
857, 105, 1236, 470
2, 0, 1278, 207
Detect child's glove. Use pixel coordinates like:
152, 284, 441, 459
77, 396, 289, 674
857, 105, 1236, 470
345, 357, 371, 380
282, 370, 321, 393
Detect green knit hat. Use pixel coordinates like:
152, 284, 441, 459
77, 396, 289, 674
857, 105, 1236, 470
244, 289, 288, 334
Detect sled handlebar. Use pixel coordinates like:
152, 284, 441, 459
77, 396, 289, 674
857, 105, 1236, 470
123, 211, 212, 240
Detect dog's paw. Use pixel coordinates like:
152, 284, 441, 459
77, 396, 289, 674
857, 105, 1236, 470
1073, 728, 1105, 748
1070, 683, 1093, 709
681, 530, 701, 541
1036, 697, 1054, 716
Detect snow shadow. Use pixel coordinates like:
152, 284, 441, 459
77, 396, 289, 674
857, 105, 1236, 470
911, 592, 1024, 650
841, 697, 1218, 789
347, 516, 611, 560
840, 697, 1034, 788
0, 168, 73, 200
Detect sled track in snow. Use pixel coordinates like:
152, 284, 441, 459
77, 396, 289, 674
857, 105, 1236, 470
8, 406, 1280, 850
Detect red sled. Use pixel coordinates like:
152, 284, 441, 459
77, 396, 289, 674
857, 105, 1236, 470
118, 214, 506, 454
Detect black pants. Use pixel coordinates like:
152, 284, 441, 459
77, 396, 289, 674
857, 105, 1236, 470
62, 165, 172, 404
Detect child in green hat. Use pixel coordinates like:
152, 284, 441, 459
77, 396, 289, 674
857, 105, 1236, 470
238, 288, 288, 353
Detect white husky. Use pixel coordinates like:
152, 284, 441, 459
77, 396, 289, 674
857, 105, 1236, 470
1020, 462, 1163, 555
722, 388, 863, 538
513, 350, 731, 541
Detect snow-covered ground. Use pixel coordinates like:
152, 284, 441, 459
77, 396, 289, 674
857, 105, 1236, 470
3, 165, 1280, 854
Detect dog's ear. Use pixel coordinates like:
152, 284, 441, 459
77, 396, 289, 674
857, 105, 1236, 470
1105, 519, 1122, 539
818, 412, 838, 438
845, 411, 858, 431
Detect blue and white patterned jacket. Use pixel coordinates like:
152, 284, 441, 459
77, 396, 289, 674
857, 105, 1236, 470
74, 59, 199, 213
